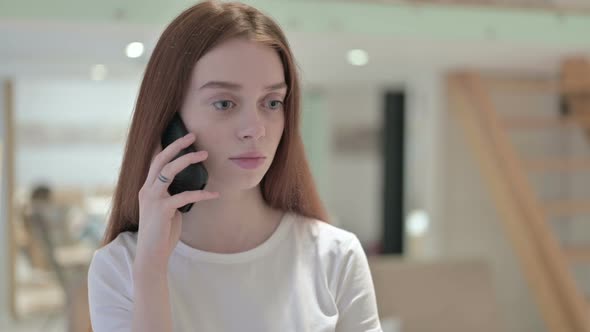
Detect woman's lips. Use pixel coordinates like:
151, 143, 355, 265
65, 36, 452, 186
230, 157, 266, 169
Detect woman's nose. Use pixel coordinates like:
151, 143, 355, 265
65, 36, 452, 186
238, 109, 265, 140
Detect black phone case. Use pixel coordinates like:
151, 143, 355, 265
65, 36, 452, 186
161, 113, 208, 213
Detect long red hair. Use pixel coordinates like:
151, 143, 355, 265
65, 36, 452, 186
101, 0, 329, 246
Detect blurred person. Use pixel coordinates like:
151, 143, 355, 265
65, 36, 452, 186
18, 185, 49, 271
87, 1, 382, 332
21, 184, 68, 289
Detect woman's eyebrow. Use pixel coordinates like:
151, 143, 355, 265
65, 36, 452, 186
198, 81, 287, 91
199, 81, 240, 91
265, 82, 287, 91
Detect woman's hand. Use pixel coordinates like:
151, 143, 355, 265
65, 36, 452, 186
134, 133, 219, 275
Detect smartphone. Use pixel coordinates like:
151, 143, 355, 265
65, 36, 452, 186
161, 113, 208, 213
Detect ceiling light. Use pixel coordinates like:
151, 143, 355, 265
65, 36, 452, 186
126, 42, 144, 58
347, 49, 369, 66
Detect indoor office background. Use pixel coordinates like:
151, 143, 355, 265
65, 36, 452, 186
1, 0, 590, 332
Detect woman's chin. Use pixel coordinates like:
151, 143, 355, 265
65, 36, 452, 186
206, 176, 263, 192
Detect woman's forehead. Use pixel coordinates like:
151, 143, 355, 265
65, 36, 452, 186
191, 38, 285, 91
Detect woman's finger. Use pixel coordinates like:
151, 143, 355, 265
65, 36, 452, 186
145, 133, 195, 186
152, 150, 209, 194
164, 190, 220, 210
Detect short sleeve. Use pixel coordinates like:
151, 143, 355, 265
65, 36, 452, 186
87, 247, 134, 332
334, 235, 383, 332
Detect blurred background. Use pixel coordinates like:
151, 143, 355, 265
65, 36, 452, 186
1, 0, 590, 331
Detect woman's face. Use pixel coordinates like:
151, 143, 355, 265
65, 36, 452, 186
179, 38, 287, 193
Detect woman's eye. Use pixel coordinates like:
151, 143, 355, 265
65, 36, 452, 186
212, 100, 235, 111
266, 100, 284, 110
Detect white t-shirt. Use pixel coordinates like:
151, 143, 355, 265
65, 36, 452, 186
88, 211, 383, 332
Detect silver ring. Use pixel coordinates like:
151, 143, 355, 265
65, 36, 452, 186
158, 173, 170, 183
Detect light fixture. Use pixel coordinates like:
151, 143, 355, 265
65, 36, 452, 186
346, 49, 369, 66
406, 209, 430, 237
90, 64, 107, 81
126, 42, 144, 58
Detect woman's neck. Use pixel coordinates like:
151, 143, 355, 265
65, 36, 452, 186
178, 186, 283, 254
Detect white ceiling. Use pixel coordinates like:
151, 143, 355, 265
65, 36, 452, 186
0, 6, 589, 84
366, 0, 590, 12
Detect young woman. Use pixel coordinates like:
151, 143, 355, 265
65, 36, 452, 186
87, 1, 382, 331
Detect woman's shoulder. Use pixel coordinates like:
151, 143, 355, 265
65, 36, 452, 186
290, 212, 360, 255
90, 231, 138, 271
87, 232, 137, 301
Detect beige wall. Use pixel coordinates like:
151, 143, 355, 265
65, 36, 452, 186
439, 79, 590, 332
440, 102, 545, 332
0, 80, 10, 324
320, 75, 574, 332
